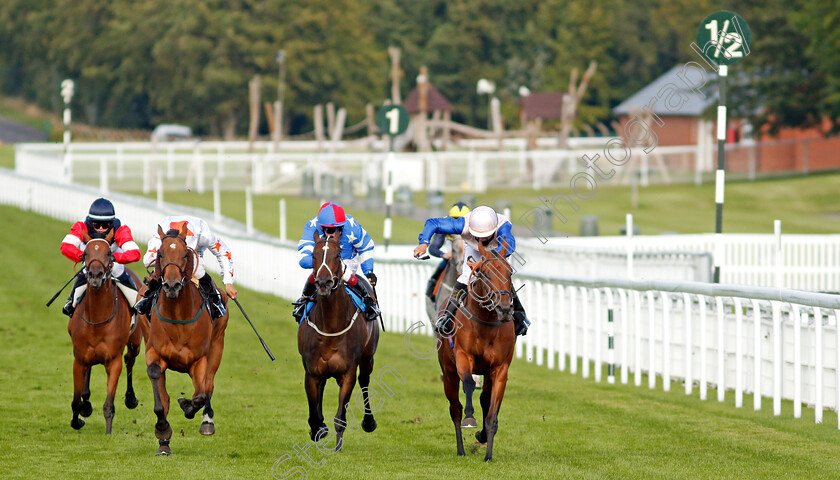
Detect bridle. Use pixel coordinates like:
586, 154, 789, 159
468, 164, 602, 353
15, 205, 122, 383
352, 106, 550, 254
157, 233, 198, 289
467, 253, 515, 325
314, 238, 343, 292
84, 238, 114, 277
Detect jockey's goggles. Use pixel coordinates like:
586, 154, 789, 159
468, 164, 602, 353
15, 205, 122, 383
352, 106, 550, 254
91, 220, 114, 230
322, 226, 340, 235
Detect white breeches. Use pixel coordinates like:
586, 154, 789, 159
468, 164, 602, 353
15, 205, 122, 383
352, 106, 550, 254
341, 258, 360, 282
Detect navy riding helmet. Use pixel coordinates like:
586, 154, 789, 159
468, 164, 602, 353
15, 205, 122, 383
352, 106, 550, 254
85, 198, 120, 238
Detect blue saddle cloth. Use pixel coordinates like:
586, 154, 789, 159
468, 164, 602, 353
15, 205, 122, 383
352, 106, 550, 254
300, 286, 366, 328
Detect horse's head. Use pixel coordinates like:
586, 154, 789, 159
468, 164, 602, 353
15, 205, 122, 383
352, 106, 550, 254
82, 230, 114, 289
312, 230, 343, 297
450, 237, 465, 266
156, 224, 195, 299
469, 239, 514, 323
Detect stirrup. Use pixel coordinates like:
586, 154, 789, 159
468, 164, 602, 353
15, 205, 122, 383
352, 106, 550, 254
62, 300, 75, 317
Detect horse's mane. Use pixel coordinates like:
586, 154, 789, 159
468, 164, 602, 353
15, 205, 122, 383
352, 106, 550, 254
164, 228, 179, 237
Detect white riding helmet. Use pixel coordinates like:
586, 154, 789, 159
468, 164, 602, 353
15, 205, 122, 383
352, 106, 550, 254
468, 206, 500, 238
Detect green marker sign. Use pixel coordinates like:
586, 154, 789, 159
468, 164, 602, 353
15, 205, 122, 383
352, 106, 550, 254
376, 105, 409, 137
696, 11, 751, 66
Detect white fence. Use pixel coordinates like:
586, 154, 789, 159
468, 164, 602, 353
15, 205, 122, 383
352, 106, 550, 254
518, 234, 840, 292
15, 141, 706, 194
4, 167, 840, 426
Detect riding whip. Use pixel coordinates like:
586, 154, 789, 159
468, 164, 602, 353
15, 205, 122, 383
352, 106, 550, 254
46, 271, 81, 307
231, 297, 275, 361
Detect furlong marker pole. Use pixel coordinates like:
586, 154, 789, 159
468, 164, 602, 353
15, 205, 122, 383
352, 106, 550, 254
607, 308, 615, 384
713, 65, 728, 284
383, 136, 394, 253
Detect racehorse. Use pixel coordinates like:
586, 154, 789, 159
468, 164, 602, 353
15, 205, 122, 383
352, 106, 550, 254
437, 240, 515, 461
424, 238, 479, 428
298, 231, 380, 451
143, 224, 228, 455
67, 230, 142, 434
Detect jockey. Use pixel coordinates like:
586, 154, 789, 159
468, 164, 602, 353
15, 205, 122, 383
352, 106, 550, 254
134, 215, 238, 319
425, 202, 471, 303
60, 198, 141, 316
292, 202, 380, 323
413, 205, 530, 336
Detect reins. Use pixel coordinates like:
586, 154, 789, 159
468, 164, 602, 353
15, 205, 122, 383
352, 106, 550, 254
464, 253, 514, 327
152, 234, 206, 325
77, 238, 120, 326
305, 237, 360, 336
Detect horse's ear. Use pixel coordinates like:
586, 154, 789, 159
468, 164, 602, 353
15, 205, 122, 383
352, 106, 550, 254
313, 230, 321, 242
184, 249, 195, 279
477, 240, 488, 258
105, 229, 115, 244
498, 238, 509, 258
178, 222, 188, 239
81, 229, 92, 243
157, 225, 165, 238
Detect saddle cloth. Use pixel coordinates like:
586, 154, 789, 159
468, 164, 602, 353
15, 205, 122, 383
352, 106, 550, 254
302, 286, 366, 323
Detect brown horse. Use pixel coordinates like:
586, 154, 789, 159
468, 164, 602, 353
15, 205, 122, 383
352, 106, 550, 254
67, 230, 143, 434
143, 224, 228, 455
297, 232, 380, 451
437, 240, 515, 461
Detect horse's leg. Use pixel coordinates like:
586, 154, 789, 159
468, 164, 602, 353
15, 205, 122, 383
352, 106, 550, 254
124, 330, 141, 409
147, 351, 172, 455
475, 375, 493, 444
200, 321, 227, 436
333, 368, 358, 452
179, 357, 207, 419
305, 373, 328, 442
442, 366, 465, 456
80, 367, 93, 417
70, 359, 88, 430
358, 355, 377, 433
462, 375, 477, 427
483, 366, 510, 462
103, 356, 123, 434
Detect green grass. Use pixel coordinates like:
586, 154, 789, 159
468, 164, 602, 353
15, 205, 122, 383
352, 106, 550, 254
0, 144, 15, 168
414, 172, 840, 235
132, 190, 425, 245
4, 202, 840, 479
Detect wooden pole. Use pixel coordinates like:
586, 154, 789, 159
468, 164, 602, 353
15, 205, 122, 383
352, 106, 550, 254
248, 75, 261, 151
388, 47, 402, 104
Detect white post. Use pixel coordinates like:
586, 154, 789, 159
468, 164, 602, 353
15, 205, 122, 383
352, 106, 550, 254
246, 186, 254, 235
815, 307, 823, 424
752, 299, 762, 411
607, 307, 615, 384
774, 220, 783, 288
794, 310, 803, 418
279, 198, 287, 241
633, 290, 641, 387
156, 171, 164, 209
699, 297, 707, 400
662, 292, 671, 391
773, 301, 782, 416
734, 298, 743, 407
626, 213, 634, 279
683, 293, 693, 395
213, 178, 221, 222
716, 297, 725, 402
503, 207, 511, 220
61, 78, 74, 182
647, 291, 655, 389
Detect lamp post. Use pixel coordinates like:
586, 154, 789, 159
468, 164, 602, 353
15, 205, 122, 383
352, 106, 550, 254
60, 78, 74, 181
476, 78, 496, 131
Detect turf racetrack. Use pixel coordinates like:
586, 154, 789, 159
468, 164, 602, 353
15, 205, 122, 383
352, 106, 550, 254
3, 204, 840, 479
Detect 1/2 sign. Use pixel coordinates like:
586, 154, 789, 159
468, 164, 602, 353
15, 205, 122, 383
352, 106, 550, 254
696, 11, 752, 66
376, 105, 409, 137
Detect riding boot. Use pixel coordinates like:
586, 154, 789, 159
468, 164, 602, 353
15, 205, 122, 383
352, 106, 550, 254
350, 276, 380, 322
62, 273, 87, 317
425, 260, 447, 302
114, 270, 137, 290
292, 279, 317, 324
134, 276, 161, 317
512, 295, 530, 336
198, 274, 226, 319
435, 282, 467, 335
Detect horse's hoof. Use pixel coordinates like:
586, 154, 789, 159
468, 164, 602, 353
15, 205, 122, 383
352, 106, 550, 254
309, 424, 328, 442
156, 445, 171, 456
461, 416, 478, 428
484, 456, 492, 462
199, 422, 215, 436
125, 394, 139, 410
80, 401, 93, 418
70, 418, 85, 430
177, 397, 196, 419
362, 418, 377, 433
475, 430, 487, 444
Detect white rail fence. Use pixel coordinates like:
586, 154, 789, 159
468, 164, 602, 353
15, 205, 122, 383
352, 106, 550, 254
15, 141, 705, 194
4, 168, 840, 426
518, 234, 840, 292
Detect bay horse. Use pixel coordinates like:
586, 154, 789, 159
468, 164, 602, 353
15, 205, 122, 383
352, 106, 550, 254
143, 224, 228, 455
437, 240, 515, 461
298, 231, 379, 451
425, 238, 479, 428
67, 230, 142, 434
